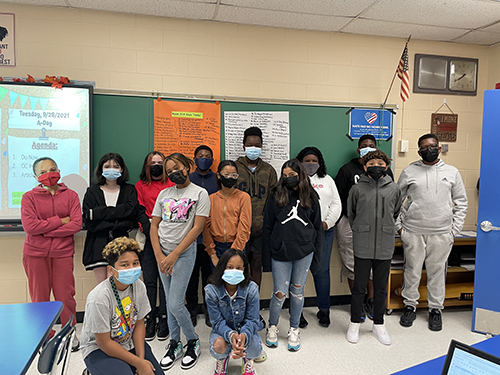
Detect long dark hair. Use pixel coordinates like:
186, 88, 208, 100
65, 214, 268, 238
216, 160, 238, 189
208, 249, 250, 287
296, 146, 327, 178
93, 153, 129, 185
139, 151, 168, 184
271, 158, 318, 209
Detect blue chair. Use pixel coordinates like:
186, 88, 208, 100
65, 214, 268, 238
37, 316, 75, 375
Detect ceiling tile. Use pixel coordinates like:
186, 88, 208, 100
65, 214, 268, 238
68, 0, 217, 19
480, 21, 500, 33
216, 5, 352, 31
220, 0, 376, 17
342, 19, 469, 42
4, 0, 67, 5
360, 0, 500, 29
453, 30, 500, 45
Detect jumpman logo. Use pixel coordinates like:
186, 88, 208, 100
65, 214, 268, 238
281, 200, 308, 226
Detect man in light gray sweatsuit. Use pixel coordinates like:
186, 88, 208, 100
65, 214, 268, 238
397, 133, 468, 331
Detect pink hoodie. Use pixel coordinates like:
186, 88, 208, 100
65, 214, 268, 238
21, 183, 82, 258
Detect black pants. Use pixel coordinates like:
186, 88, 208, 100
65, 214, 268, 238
246, 235, 263, 288
140, 239, 166, 316
186, 243, 212, 314
351, 257, 391, 325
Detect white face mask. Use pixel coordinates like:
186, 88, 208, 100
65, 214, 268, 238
359, 147, 377, 158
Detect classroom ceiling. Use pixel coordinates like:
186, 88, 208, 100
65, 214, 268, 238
7, 0, 500, 46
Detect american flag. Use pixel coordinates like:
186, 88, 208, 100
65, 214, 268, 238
397, 43, 410, 102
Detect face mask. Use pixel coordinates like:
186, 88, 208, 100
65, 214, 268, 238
38, 171, 60, 187
420, 147, 440, 163
222, 269, 245, 285
150, 164, 163, 178
302, 163, 319, 177
359, 147, 377, 158
220, 175, 238, 188
113, 266, 142, 285
195, 157, 213, 171
245, 146, 262, 161
283, 175, 299, 189
366, 166, 387, 180
169, 170, 187, 185
102, 169, 122, 181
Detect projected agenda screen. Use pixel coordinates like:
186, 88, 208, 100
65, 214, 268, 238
0, 82, 92, 223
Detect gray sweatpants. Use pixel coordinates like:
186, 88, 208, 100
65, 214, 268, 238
401, 230, 454, 311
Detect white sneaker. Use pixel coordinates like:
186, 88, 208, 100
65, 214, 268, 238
287, 327, 300, 352
347, 322, 360, 343
254, 349, 267, 363
372, 323, 392, 345
265, 325, 278, 348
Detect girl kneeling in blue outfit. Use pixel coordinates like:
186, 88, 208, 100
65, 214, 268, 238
205, 249, 263, 375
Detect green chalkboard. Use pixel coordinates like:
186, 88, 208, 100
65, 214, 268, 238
92, 94, 393, 183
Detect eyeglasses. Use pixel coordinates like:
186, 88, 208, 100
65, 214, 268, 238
419, 146, 439, 152
221, 173, 239, 179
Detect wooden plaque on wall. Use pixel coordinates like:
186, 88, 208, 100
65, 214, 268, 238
431, 113, 458, 142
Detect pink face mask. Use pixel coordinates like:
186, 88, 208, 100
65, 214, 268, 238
38, 171, 60, 187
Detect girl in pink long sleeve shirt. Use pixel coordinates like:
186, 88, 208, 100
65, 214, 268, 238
21, 157, 82, 350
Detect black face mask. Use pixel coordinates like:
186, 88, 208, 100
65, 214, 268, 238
220, 176, 238, 188
150, 164, 163, 178
420, 147, 440, 163
366, 166, 387, 180
169, 171, 187, 185
283, 175, 299, 189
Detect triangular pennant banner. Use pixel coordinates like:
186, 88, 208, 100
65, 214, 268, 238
10, 92, 18, 106
0, 87, 8, 102
20, 95, 28, 108
39, 98, 49, 110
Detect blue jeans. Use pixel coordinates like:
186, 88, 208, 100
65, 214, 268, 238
84, 342, 163, 375
269, 252, 314, 329
313, 227, 335, 311
159, 242, 198, 342
210, 241, 233, 270
208, 331, 262, 360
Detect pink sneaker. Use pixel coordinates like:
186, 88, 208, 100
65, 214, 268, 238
214, 357, 228, 375
242, 358, 257, 375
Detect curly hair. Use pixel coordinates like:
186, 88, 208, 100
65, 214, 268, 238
360, 150, 391, 166
102, 237, 142, 267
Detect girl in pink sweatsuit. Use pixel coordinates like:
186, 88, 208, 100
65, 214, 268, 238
21, 157, 82, 341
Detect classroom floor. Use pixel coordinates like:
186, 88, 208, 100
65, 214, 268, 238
27, 305, 486, 375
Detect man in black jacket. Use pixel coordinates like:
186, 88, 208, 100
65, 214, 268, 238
334, 134, 394, 320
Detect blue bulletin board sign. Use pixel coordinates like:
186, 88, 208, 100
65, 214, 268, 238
349, 108, 392, 140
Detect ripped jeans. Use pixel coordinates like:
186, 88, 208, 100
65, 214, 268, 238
268, 252, 314, 329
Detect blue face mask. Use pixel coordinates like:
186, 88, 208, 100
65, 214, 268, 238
113, 266, 142, 285
195, 157, 213, 171
245, 146, 262, 161
222, 269, 245, 285
102, 168, 122, 181
359, 147, 377, 158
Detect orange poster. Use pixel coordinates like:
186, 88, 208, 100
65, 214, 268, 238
154, 100, 221, 164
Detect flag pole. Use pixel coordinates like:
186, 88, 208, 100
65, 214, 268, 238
382, 35, 411, 107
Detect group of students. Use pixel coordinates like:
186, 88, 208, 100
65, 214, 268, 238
20, 126, 468, 375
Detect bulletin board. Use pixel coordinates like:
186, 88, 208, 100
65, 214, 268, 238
92, 94, 395, 183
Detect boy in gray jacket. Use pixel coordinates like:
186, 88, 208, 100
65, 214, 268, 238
346, 150, 402, 345
398, 133, 467, 331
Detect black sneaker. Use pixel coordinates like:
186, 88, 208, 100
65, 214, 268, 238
429, 308, 442, 331
360, 309, 366, 323
181, 339, 200, 370
299, 313, 308, 328
157, 314, 169, 341
260, 314, 266, 329
145, 314, 156, 341
316, 310, 330, 328
202, 305, 212, 327
160, 340, 183, 370
400, 305, 417, 327
364, 298, 374, 321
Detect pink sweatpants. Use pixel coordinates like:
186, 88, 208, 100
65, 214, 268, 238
23, 254, 77, 327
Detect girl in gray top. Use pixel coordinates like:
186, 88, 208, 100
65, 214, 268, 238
150, 153, 210, 371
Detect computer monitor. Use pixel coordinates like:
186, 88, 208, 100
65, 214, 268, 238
442, 339, 500, 375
